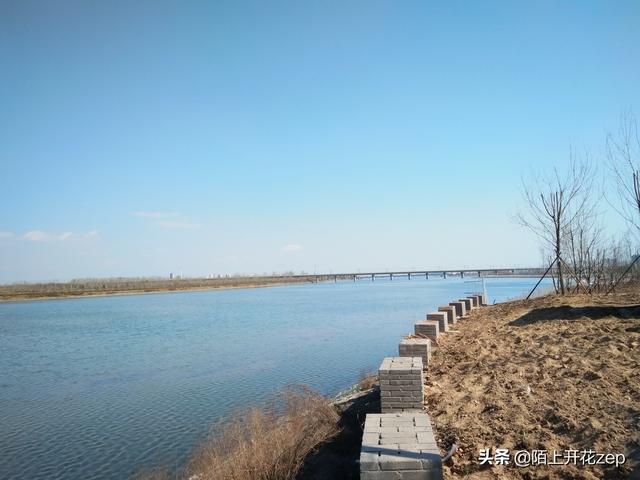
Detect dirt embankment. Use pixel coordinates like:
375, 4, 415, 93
426, 289, 640, 479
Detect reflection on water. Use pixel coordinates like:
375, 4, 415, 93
0, 276, 550, 479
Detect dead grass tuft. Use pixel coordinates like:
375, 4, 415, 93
357, 370, 377, 391
184, 386, 339, 480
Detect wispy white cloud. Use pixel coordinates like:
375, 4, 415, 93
156, 221, 201, 229
24, 230, 47, 241
281, 243, 303, 252
23, 230, 74, 242
22, 230, 73, 242
0, 231, 13, 239
21, 230, 98, 242
130, 211, 178, 219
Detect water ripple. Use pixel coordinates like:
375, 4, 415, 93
0, 278, 549, 479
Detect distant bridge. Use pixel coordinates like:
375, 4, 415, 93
289, 267, 547, 283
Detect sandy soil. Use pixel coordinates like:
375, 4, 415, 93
426, 288, 640, 479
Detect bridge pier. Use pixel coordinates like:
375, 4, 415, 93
461, 271, 464, 278
426, 272, 429, 279
408, 272, 411, 280
443, 271, 447, 279
371, 274, 374, 282
390, 273, 393, 281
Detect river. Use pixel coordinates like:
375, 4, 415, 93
0, 276, 550, 479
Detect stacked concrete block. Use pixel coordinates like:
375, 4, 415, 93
360, 412, 443, 480
414, 320, 439, 343
379, 357, 424, 413
398, 336, 431, 365
426, 312, 448, 333
478, 293, 487, 306
449, 301, 467, 318
438, 305, 457, 325
459, 298, 473, 312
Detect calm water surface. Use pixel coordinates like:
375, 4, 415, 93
0, 277, 550, 479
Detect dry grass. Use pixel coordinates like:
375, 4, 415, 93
183, 386, 339, 480
357, 370, 377, 391
134, 387, 339, 480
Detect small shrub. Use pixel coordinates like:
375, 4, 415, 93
184, 386, 339, 480
357, 370, 377, 391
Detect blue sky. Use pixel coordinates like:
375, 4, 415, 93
1, 1, 639, 282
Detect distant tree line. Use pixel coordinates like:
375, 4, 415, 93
0, 274, 321, 300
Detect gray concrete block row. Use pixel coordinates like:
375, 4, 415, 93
404, 296, 486, 367
363, 294, 489, 478
360, 413, 443, 479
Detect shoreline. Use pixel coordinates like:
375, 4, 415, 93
0, 280, 314, 304
0, 274, 548, 305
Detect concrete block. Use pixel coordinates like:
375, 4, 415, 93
360, 413, 443, 480
361, 451, 382, 470
448, 301, 466, 318
379, 452, 422, 470
399, 337, 431, 365
379, 357, 424, 413
438, 305, 457, 324
458, 298, 473, 312
426, 312, 448, 333
414, 320, 439, 343
467, 295, 479, 308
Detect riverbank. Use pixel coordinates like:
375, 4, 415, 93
425, 286, 640, 479
297, 287, 640, 479
0, 274, 550, 303
0, 276, 317, 303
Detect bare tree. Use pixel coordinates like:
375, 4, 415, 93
607, 111, 640, 235
564, 209, 604, 291
517, 154, 595, 294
